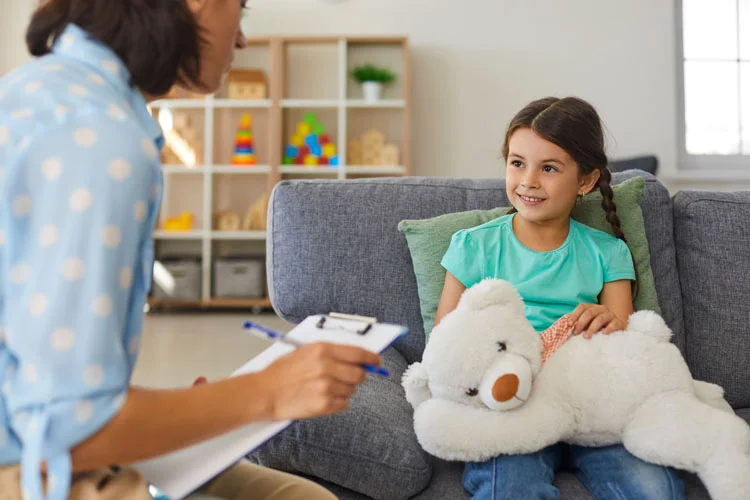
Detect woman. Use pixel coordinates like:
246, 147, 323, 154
0, 1, 381, 498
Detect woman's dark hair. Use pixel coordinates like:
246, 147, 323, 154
26, 0, 206, 95
502, 96, 639, 297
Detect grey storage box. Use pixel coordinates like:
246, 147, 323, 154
152, 259, 202, 301
213, 258, 265, 298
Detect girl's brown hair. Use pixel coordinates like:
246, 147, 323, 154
502, 97, 639, 297
502, 96, 625, 241
26, 0, 206, 96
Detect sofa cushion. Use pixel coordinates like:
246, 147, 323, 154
267, 171, 683, 364
737, 408, 750, 424
246, 348, 432, 500
398, 177, 660, 337
674, 191, 750, 408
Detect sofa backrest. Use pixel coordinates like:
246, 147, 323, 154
673, 191, 750, 408
267, 171, 683, 364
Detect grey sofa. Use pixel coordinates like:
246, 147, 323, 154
248, 171, 750, 499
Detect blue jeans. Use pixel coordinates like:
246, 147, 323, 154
462, 443, 685, 500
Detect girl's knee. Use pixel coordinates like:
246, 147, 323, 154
629, 464, 685, 500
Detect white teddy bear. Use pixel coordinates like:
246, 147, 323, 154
402, 279, 750, 500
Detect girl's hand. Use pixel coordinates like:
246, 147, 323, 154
569, 303, 627, 339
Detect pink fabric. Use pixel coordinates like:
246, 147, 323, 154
540, 314, 576, 364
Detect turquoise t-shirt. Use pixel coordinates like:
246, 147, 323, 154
441, 214, 635, 332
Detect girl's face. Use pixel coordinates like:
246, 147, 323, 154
505, 128, 599, 225
186, 0, 248, 93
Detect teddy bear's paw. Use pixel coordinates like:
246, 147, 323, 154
626, 311, 672, 342
413, 399, 496, 461
402, 362, 431, 409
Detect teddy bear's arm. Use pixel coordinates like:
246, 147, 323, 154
413, 396, 576, 462
402, 362, 431, 409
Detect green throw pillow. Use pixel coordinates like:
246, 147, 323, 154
397, 176, 659, 337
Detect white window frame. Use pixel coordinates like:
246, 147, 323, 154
676, 0, 750, 176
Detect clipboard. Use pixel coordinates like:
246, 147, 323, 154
133, 314, 408, 500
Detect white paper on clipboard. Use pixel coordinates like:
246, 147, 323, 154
133, 314, 407, 499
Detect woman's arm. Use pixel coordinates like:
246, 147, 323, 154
434, 272, 467, 328
570, 280, 633, 338
71, 342, 381, 472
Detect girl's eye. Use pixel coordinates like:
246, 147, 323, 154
466, 388, 479, 397
510, 160, 523, 168
542, 165, 558, 173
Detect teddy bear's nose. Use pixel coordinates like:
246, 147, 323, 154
492, 374, 520, 402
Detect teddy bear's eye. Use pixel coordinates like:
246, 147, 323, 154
497, 341, 507, 352
465, 388, 479, 397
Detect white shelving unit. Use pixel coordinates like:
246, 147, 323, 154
149, 35, 410, 310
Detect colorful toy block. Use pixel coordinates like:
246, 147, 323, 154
232, 113, 257, 166
284, 114, 337, 166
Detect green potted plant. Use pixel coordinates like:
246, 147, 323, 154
350, 64, 397, 102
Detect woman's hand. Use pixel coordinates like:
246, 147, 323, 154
255, 343, 382, 420
569, 303, 627, 339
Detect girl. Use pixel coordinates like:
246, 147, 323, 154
435, 97, 685, 500
0, 1, 381, 499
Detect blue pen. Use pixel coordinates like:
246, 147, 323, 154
243, 321, 390, 377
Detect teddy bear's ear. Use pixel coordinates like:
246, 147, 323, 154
402, 362, 432, 409
626, 310, 672, 342
458, 279, 524, 314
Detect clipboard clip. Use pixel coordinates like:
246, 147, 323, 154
316, 312, 378, 335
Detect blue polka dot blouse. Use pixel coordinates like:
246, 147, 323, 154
0, 24, 164, 499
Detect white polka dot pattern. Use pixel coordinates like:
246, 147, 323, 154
83, 365, 104, 388
62, 258, 85, 281
42, 157, 63, 180
92, 295, 112, 317
74, 128, 97, 147
119, 268, 133, 290
134, 201, 147, 223
108, 159, 131, 181
29, 294, 48, 316
25, 82, 42, 94
12, 196, 32, 216
51, 328, 75, 352
87, 74, 106, 86
108, 104, 127, 121
102, 226, 121, 248
70, 189, 92, 211
39, 225, 58, 247
101, 60, 119, 74
11, 108, 33, 119
141, 138, 158, 160
24, 364, 38, 383
0, 24, 165, 499
75, 400, 94, 423
68, 84, 88, 97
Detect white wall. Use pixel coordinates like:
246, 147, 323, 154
241, 0, 681, 183
2, 0, 732, 190
0, 0, 35, 74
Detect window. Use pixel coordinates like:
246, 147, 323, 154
679, 0, 750, 170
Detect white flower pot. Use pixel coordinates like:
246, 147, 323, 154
362, 81, 383, 102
